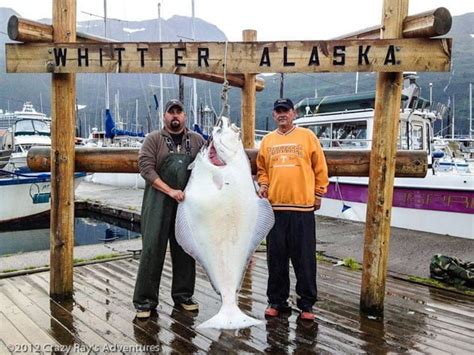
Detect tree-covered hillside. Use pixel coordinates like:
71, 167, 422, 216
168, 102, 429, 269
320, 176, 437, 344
0, 8, 472, 136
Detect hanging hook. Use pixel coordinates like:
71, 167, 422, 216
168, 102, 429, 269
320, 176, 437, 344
219, 41, 230, 119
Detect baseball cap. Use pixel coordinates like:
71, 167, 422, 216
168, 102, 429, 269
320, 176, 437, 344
164, 99, 184, 113
273, 98, 294, 110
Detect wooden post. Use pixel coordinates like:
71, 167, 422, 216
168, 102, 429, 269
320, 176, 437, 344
50, 0, 76, 299
241, 30, 257, 149
360, 0, 408, 315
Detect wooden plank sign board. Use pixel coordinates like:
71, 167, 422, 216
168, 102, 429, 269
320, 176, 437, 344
6, 38, 451, 74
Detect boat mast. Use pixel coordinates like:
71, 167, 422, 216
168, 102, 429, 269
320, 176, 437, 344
191, 0, 198, 126
158, 2, 164, 129
355, 72, 359, 94
104, 0, 110, 113
470, 82, 473, 139
452, 95, 455, 139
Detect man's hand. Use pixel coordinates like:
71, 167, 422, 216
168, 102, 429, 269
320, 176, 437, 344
258, 185, 268, 198
314, 197, 322, 211
169, 189, 185, 203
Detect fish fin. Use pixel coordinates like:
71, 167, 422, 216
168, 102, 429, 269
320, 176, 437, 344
175, 204, 221, 295
175, 205, 205, 268
246, 198, 275, 259
197, 303, 262, 330
187, 160, 196, 170
212, 171, 224, 190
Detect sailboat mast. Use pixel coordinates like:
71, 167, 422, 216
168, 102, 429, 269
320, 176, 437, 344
470, 82, 473, 139
452, 95, 455, 139
158, 2, 164, 128
191, 0, 198, 126
104, 0, 110, 111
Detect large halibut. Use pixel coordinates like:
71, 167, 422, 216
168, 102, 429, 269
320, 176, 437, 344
175, 117, 274, 329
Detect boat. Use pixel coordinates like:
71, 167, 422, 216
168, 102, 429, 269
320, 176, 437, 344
0, 102, 85, 223
0, 170, 84, 224
293, 73, 473, 239
0, 102, 52, 172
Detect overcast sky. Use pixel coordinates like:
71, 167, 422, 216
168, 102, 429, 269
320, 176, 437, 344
2, 1, 472, 41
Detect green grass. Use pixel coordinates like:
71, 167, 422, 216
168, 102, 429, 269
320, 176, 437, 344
73, 253, 121, 264
408, 276, 474, 296
1, 268, 18, 273
91, 253, 120, 261
316, 252, 331, 263
342, 257, 363, 271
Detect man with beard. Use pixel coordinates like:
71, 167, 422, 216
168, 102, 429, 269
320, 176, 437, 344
133, 99, 205, 319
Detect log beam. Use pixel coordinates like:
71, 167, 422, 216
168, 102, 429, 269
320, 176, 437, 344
7, 15, 265, 92
50, 0, 76, 300
360, 0, 408, 316
27, 147, 427, 178
334, 7, 452, 40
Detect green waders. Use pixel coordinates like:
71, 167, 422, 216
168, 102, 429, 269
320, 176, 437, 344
133, 138, 195, 311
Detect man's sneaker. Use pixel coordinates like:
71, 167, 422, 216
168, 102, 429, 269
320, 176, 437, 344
176, 298, 199, 311
135, 309, 151, 319
264, 307, 279, 317
299, 310, 316, 321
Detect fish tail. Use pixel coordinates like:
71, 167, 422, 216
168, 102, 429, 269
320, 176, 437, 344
197, 303, 261, 330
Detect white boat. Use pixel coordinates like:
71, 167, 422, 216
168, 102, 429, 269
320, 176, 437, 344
294, 74, 473, 239
0, 102, 85, 223
0, 102, 52, 171
0, 170, 84, 223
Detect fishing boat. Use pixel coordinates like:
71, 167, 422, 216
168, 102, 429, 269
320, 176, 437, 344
0, 170, 84, 224
294, 73, 473, 239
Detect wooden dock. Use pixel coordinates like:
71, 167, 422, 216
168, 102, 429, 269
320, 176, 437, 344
0, 253, 474, 354
0, 253, 473, 353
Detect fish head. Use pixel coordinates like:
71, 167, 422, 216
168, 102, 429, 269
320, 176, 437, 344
207, 116, 241, 166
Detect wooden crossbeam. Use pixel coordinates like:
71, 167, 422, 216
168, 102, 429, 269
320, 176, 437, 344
26, 147, 427, 178
7, 15, 265, 92
6, 38, 451, 74
334, 7, 452, 40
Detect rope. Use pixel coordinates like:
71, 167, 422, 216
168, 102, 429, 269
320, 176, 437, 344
218, 41, 230, 119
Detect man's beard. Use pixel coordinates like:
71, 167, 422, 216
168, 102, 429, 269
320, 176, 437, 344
169, 120, 182, 131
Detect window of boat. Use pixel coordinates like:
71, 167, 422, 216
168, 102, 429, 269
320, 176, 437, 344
32, 120, 50, 135
331, 121, 368, 148
306, 124, 332, 147
398, 122, 409, 150
411, 122, 424, 150
14, 120, 34, 134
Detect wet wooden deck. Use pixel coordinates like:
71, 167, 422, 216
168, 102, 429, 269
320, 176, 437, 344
0, 253, 473, 354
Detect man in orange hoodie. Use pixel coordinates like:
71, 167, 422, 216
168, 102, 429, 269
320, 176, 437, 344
257, 98, 329, 321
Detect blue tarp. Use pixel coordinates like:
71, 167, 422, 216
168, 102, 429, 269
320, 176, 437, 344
193, 124, 209, 140
105, 109, 145, 138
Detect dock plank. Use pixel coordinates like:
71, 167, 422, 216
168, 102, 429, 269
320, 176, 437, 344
0, 253, 473, 354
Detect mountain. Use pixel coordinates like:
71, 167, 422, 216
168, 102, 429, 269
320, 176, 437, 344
0, 8, 472, 136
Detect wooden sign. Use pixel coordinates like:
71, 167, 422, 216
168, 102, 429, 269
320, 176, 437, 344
6, 38, 451, 74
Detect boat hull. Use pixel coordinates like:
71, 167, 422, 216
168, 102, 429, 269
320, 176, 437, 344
0, 173, 85, 224
318, 174, 474, 239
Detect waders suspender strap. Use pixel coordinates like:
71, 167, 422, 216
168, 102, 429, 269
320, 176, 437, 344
164, 136, 175, 153
184, 137, 191, 155
163, 135, 191, 155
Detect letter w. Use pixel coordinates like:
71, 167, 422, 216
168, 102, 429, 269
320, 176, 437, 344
54, 48, 67, 66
